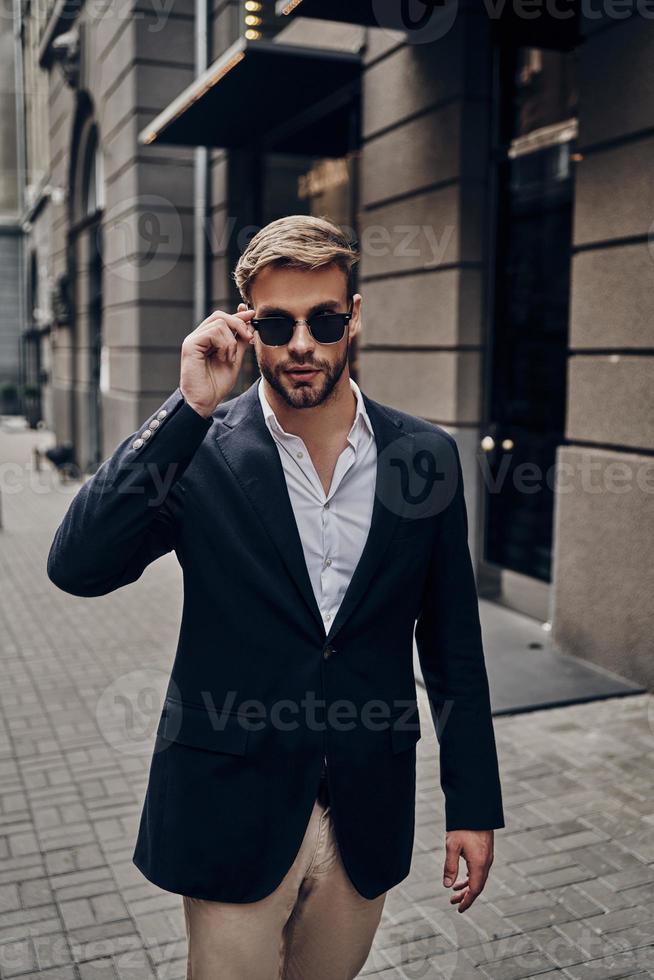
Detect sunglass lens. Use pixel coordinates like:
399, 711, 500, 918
308, 314, 347, 344
256, 317, 294, 346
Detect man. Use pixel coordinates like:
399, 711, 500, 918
47, 215, 504, 979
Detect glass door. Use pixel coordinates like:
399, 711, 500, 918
483, 47, 578, 586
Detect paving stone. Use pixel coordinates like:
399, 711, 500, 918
476, 949, 558, 980
91, 892, 131, 924
59, 898, 96, 931
20, 876, 54, 907
573, 878, 640, 912
31, 932, 75, 970
0, 936, 40, 977
528, 925, 598, 968
0, 913, 62, 944
154, 957, 187, 980
564, 947, 654, 979
0, 883, 21, 913
1, 426, 653, 980
602, 865, 654, 891
15, 967, 78, 980
608, 920, 654, 953
78, 959, 118, 979
381, 932, 455, 967
505, 902, 577, 932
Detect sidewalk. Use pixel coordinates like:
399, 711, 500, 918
1, 424, 652, 980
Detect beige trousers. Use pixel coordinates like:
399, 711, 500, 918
182, 793, 387, 980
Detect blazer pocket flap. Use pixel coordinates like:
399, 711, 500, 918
390, 706, 422, 754
158, 697, 250, 756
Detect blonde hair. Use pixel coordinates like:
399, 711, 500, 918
233, 215, 359, 306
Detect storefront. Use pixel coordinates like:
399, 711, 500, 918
25, 0, 654, 688
482, 46, 578, 602
141, 31, 363, 389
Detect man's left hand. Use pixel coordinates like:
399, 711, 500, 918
442, 829, 494, 913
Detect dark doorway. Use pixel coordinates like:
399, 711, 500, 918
484, 47, 578, 584
87, 220, 103, 470
228, 97, 361, 392
68, 107, 105, 473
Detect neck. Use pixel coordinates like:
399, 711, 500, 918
262, 371, 357, 445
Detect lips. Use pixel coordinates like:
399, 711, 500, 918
286, 368, 320, 379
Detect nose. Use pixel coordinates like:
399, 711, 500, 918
287, 320, 315, 357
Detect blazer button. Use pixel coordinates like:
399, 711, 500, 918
323, 645, 336, 660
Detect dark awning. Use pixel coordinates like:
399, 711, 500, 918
492, 2, 581, 50
138, 36, 361, 156
275, 0, 383, 26
276, 0, 581, 51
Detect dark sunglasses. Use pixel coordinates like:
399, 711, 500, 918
249, 301, 354, 347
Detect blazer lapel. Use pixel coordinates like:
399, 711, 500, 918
214, 378, 413, 645
325, 390, 411, 646
215, 380, 325, 636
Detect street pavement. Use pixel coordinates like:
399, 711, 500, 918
1, 424, 653, 980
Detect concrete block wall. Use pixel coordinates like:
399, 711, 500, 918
100, 1, 196, 450
208, 4, 250, 386
40, 0, 196, 466
551, 18, 654, 689
0, 230, 23, 389
357, 11, 493, 562
46, 56, 76, 446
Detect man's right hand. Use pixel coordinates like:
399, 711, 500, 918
180, 305, 256, 418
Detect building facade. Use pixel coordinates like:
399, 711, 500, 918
0, 10, 24, 413
21, 1, 654, 688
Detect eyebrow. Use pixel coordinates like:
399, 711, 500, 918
255, 299, 344, 317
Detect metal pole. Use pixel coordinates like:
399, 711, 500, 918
193, 0, 209, 324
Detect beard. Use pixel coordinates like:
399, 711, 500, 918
258, 340, 350, 409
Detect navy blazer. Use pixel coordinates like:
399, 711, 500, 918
47, 377, 504, 902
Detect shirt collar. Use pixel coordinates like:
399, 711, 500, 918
257, 375, 374, 443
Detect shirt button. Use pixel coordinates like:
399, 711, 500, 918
325, 612, 331, 622
324, 501, 330, 509
296, 451, 303, 458
324, 558, 332, 566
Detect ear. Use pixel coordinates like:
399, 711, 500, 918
348, 293, 363, 341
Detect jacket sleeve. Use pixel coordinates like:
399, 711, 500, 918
414, 433, 504, 832
46, 388, 213, 597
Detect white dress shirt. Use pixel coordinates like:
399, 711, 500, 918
257, 375, 378, 634
258, 375, 378, 781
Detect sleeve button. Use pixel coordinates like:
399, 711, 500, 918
141, 429, 152, 440
157, 409, 168, 420
132, 438, 144, 450
150, 419, 160, 430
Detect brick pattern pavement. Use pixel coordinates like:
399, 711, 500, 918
0, 426, 652, 980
